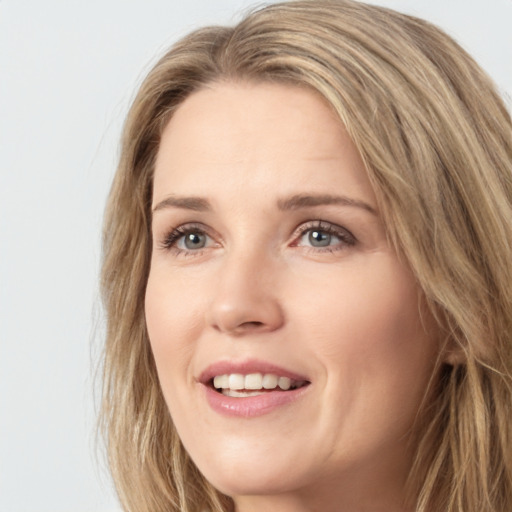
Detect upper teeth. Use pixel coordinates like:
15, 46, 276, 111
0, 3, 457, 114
213, 373, 302, 391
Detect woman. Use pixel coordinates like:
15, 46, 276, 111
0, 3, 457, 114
100, 1, 512, 511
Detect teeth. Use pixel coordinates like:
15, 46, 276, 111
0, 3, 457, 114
262, 374, 278, 389
212, 373, 304, 392
213, 375, 229, 389
245, 373, 263, 390
278, 376, 291, 390
228, 373, 245, 390
223, 389, 266, 397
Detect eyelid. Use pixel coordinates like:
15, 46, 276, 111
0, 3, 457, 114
156, 219, 356, 256
158, 222, 218, 252
291, 220, 356, 249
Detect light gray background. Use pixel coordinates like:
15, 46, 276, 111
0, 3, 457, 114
1, 1, 510, 511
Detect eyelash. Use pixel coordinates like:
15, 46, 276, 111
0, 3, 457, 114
158, 220, 356, 256
293, 220, 356, 252
159, 223, 212, 255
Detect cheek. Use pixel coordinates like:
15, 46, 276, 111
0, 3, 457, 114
144, 269, 204, 392
290, 253, 437, 404
291, 257, 438, 464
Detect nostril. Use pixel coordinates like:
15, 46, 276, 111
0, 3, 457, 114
240, 321, 265, 330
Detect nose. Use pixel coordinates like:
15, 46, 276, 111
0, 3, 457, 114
206, 251, 285, 336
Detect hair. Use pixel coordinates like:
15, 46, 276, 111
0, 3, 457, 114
99, 1, 512, 511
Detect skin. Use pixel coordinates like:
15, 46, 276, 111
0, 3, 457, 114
145, 82, 440, 512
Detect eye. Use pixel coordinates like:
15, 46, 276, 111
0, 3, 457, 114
179, 231, 208, 250
159, 223, 216, 254
294, 221, 356, 251
304, 229, 337, 247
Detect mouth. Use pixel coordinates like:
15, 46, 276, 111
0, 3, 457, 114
199, 360, 311, 417
210, 372, 309, 397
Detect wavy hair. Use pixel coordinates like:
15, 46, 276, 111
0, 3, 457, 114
100, 1, 512, 511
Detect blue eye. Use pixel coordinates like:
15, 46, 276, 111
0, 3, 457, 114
161, 224, 213, 253
295, 222, 356, 251
179, 231, 208, 250
306, 229, 338, 247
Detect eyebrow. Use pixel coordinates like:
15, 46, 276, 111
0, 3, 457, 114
277, 194, 377, 215
152, 193, 377, 215
152, 196, 212, 214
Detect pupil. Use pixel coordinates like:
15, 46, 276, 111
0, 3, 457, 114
185, 232, 206, 249
309, 230, 330, 247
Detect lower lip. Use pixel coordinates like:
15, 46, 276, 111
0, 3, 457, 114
203, 384, 310, 418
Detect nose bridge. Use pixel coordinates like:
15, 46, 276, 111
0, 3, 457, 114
207, 241, 284, 335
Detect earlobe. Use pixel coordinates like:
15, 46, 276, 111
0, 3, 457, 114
429, 307, 467, 367
442, 345, 466, 366
435, 322, 466, 366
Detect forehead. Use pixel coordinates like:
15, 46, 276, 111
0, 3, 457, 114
153, 81, 376, 207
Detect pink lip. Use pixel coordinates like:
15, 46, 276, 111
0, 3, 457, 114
198, 359, 311, 418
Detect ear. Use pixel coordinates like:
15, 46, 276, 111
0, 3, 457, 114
436, 319, 467, 366
428, 305, 467, 366
441, 342, 466, 366
420, 298, 466, 367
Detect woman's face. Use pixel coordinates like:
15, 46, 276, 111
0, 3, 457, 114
146, 82, 439, 510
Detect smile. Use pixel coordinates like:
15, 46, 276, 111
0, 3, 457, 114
199, 360, 311, 417
213, 373, 308, 396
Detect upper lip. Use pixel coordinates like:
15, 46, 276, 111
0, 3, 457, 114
198, 358, 310, 385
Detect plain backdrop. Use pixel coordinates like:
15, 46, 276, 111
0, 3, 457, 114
0, 1, 510, 511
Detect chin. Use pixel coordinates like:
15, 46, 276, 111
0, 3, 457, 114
192, 449, 312, 498
205, 470, 302, 498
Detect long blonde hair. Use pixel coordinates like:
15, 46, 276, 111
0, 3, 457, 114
100, 1, 512, 511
